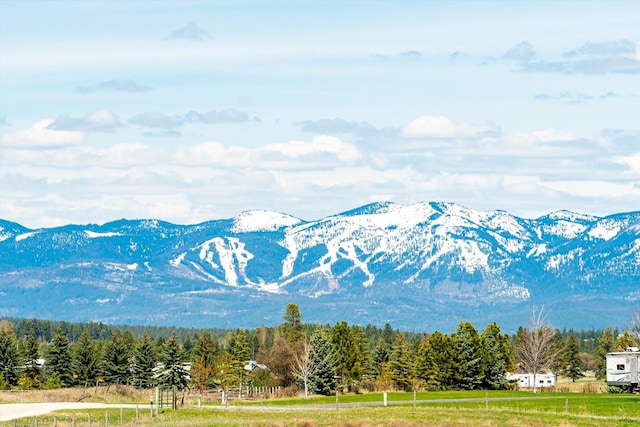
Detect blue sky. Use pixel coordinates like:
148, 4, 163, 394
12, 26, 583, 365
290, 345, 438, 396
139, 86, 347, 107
1, 1, 639, 228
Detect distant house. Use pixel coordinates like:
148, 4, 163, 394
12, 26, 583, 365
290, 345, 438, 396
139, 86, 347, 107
507, 373, 556, 389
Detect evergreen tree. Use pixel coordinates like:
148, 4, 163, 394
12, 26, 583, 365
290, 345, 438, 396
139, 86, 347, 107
390, 333, 414, 391
229, 329, 253, 387
454, 321, 484, 390
158, 331, 189, 389
595, 326, 615, 380
308, 327, 338, 396
191, 330, 218, 392
615, 330, 635, 351
0, 322, 20, 388
229, 329, 251, 362
481, 322, 513, 390
130, 331, 157, 388
72, 328, 100, 386
380, 323, 396, 347
372, 336, 391, 375
352, 325, 374, 379
281, 303, 304, 344
182, 335, 195, 361
331, 321, 361, 389
101, 332, 130, 386
561, 333, 584, 382
23, 329, 43, 388
211, 352, 235, 391
46, 326, 74, 387
550, 329, 565, 375
415, 331, 455, 390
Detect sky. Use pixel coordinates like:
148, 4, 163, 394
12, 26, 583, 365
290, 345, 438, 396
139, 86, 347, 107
0, 1, 639, 229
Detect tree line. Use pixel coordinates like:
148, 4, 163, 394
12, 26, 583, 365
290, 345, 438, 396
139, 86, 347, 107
0, 305, 637, 394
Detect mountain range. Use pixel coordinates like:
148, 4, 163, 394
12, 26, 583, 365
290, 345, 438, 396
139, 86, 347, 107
1, 201, 639, 332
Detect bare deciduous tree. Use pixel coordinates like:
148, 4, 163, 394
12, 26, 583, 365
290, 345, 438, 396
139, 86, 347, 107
291, 337, 317, 398
516, 306, 562, 393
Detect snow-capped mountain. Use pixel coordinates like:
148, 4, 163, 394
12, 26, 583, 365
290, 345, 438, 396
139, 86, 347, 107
1, 202, 638, 331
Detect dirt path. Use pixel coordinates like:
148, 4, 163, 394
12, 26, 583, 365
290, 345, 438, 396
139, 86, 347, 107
0, 402, 144, 422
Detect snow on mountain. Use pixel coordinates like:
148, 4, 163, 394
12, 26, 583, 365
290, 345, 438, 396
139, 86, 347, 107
588, 220, 621, 240
84, 230, 123, 238
232, 210, 302, 233
1, 201, 638, 330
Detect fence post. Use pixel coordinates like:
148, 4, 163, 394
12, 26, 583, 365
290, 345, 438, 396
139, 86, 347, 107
565, 399, 569, 414
54, 416, 57, 427
120, 407, 123, 425
88, 413, 91, 427
105, 410, 109, 427
335, 388, 339, 410
35, 418, 38, 427
136, 405, 139, 420
383, 391, 387, 407
486, 392, 489, 410
413, 390, 416, 409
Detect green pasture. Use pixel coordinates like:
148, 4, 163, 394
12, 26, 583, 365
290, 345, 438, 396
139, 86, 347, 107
4, 390, 640, 426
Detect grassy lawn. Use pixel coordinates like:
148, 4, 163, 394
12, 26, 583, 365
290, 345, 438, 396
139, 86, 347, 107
3, 389, 639, 427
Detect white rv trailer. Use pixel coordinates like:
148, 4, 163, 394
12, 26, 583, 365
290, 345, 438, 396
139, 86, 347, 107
606, 347, 640, 393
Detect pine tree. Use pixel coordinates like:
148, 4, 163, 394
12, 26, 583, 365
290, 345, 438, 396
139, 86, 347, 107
308, 327, 338, 396
481, 322, 513, 390
159, 331, 189, 389
331, 321, 361, 389
562, 333, 584, 382
352, 325, 374, 380
454, 321, 484, 390
182, 335, 195, 361
130, 331, 157, 389
281, 303, 305, 345
595, 326, 615, 380
390, 333, 414, 391
372, 337, 391, 375
191, 331, 218, 392
0, 322, 20, 388
46, 326, 74, 387
415, 331, 455, 390
72, 328, 100, 386
102, 332, 130, 386
615, 330, 635, 351
23, 329, 43, 388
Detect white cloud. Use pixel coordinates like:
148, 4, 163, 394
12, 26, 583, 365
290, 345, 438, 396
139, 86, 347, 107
164, 23, 212, 42
129, 111, 183, 129
76, 80, 152, 93
612, 153, 640, 175
2, 119, 85, 148
541, 180, 640, 198
173, 136, 360, 168
503, 41, 536, 62
184, 109, 259, 124
402, 115, 499, 139
48, 109, 121, 133
503, 129, 575, 145
264, 135, 360, 162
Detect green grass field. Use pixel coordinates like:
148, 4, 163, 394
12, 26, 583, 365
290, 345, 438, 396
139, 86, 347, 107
4, 390, 640, 427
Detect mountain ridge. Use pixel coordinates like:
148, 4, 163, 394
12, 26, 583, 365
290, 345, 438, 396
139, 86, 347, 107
1, 201, 638, 331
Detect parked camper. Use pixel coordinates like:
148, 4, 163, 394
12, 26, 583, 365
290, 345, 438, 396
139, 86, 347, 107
506, 373, 556, 389
606, 347, 640, 393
